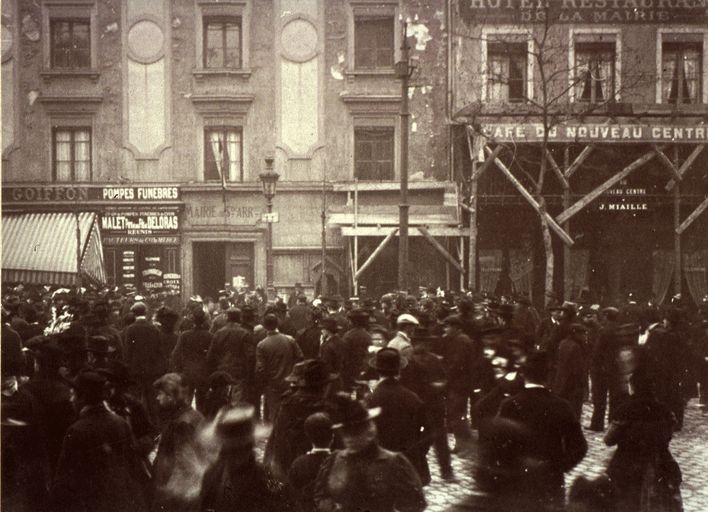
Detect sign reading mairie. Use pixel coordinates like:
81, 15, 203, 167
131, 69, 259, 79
461, 0, 708, 25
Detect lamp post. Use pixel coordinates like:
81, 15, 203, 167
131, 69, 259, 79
259, 157, 279, 298
394, 19, 417, 292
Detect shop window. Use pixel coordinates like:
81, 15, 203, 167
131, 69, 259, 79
575, 42, 615, 103
203, 17, 242, 69
204, 127, 243, 182
53, 127, 91, 182
355, 127, 394, 180
104, 248, 118, 286
50, 19, 90, 69
354, 17, 394, 70
487, 42, 527, 103
662, 43, 702, 104
165, 247, 179, 274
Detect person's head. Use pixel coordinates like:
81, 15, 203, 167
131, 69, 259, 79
396, 313, 419, 336
522, 350, 549, 385
319, 317, 338, 337
216, 405, 256, 464
155, 306, 180, 332
369, 347, 406, 379
153, 373, 189, 411
296, 295, 307, 305
130, 302, 147, 317
480, 326, 504, 359
191, 308, 208, 327
225, 307, 242, 324
262, 313, 279, 332
72, 371, 107, 409
442, 315, 463, 337
304, 412, 333, 449
86, 336, 110, 365
568, 323, 589, 343
369, 326, 390, 349
332, 393, 380, 453
601, 306, 620, 324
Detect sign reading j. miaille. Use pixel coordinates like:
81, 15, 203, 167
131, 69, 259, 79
461, 0, 707, 24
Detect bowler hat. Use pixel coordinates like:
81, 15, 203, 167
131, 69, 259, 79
208, 371, 237, 390
97, 361, 135, 386
285, 361, 307, 386
331, 393, 381, 430
319, 317, 338, 333
368, 347, 407, 373
615, 323, 640, 337
347, 308, 370, 319
130, 302, 147, 316
568, 323, 589, 333
443, 315, 463, 328
72, 370, 107, 403
216, 405, 256, 449
479, 324, 504, 336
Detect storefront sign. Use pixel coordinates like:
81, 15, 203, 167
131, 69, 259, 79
3, 185, 180, 203
460, 1, 707, 24
184, 202, 261, 227
103, 235, 180, 245
478, 123, 708, 144
598, 184, 650, 212
163, 273, 181, 292
101, 211, 179, 235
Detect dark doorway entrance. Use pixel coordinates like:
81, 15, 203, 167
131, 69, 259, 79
193, 242, 255, 300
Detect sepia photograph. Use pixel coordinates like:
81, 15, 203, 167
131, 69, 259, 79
1, 1, 707, 511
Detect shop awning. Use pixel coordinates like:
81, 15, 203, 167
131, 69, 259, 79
2, 212, 106, 286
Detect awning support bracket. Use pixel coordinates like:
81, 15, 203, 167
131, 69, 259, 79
665, 144, 704, 191
556, 147, 660, 225
677, 196, 708, 235
354, 228, 398, 280
417, 226, 465, 274
484, 145, 574, 246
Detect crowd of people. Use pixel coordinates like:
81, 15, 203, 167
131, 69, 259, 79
1, 281, 707, 512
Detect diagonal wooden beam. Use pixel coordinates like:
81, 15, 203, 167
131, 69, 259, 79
653, 145, 682, 182
545, 149, 569, 189
355, 229, 397, 280
473, 145, 503, 180
484, 146, 574, 246
666, 144, 705, 191
565, 145, 594, 178
556, 148, 659, 224
417, 226, 465, 274
677, 196, 708, 235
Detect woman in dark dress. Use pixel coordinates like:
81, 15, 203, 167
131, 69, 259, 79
604, 364, 683, 512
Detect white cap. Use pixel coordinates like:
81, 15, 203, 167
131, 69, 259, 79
396, 313, 419, 326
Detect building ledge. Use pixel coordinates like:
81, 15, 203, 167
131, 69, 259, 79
332, 180, 452, 192
192, 68, 252, 80
40, 69, 100, 83
344, 69, 396, 78
190, 94, 255, 115
38, 95, 103, 114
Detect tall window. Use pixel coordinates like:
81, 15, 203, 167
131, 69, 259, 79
487, 42, 527, 102
355, 127, 394, 180
53, 127, 91, 182
204, 17, 242, 68
204, 127, 243, 182
50, 19, 90, 68
662, 43, 702, 104
575, 42, 615, 103
354, 17, 394, 70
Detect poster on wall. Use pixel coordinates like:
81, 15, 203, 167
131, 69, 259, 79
164, 273, 181, 293
142, 255, 164, 291
121, 250, 136, 289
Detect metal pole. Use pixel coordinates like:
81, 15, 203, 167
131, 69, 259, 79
321, 160, 327, 296
673, 145, 681, 297
469, 164, 478, 291
398, 20, 410, 292
75, 210, 82, 289
353, 179, 359, 296
562, 146, 571, 301
266, 197, 274, 291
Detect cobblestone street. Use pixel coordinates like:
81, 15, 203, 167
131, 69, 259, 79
422, 400, 708, 512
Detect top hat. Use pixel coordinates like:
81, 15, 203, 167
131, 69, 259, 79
368, 347, 407, 373
331, 393, 381, 430
216, 405, 256, 449
300, 359, 338, 388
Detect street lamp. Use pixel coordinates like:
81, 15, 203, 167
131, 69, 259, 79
259, 157, 279, 298
395, 18, 418, 292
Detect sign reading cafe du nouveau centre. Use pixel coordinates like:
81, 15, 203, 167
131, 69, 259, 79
460, 0, 708, 24
479, 123, 708, 143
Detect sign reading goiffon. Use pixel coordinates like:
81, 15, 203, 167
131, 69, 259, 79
460, 0, 708, 24
479, 123, 708, 143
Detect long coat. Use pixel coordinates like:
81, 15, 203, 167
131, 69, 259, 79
367, 378, 430, 485
551, 337, 586, 420
207, 322, 251, 383
314, 443, 426, 512
340, 327, 371, 390
495, 387, 587, 504
124, 319, 163, 380
52, 404, 147, 512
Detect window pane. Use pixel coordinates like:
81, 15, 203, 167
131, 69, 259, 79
355, 128, 394, 180
205, 23, 225, 68
226, 129, 242, 182
575, 44, 615, 102
205, 130, 224, 180
225, 23, 241, 68
355, 18, 393, 69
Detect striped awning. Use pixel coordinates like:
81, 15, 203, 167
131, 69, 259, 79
2, 212, 106, 286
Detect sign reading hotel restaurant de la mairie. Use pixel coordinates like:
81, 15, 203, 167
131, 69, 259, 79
461, 0, 708, 24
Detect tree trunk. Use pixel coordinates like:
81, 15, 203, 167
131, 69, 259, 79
539, 201, 554, 307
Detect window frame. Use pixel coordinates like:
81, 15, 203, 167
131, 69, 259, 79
354, 126, 395, 181
52, 126, 93, 182
202, 15, 242, 70
41, 1, 98, 73
353, 16, 395, 70
574, 42, 616, 104
656, 29, 708, 105
203, 126, 244, 183
194, 0, 251, 76
49, 17, 91, 69
346, 0, 400, 75
481, 27, 534, 103
487, 42, 528, 103
661, 42, 702, 104
568, 29, 621, 103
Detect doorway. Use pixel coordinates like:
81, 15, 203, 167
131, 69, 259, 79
193, 242, 254, 299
